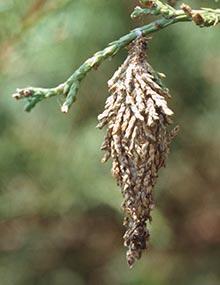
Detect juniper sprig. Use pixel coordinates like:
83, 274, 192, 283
13, 1, 220, 113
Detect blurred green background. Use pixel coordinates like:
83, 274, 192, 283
0, 0, 219, 284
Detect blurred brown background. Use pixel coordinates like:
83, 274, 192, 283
0, 0, 219, 284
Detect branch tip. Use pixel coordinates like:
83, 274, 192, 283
61, 105, 69, 113
12, 2, 220, 112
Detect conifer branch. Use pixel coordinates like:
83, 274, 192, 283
12, 1, 220, 113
